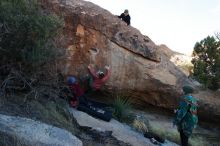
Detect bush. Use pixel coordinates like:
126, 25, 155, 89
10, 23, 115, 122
113, 95, 132, 122
0, 0, 64, 100
192, 35, 220, 90
0, 0, 63, 69
132, 117, 149, 134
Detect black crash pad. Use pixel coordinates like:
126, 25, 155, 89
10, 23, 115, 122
77, 95, 112, 122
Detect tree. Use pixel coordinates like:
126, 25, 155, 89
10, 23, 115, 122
191, 35, 220, 90
0, 0, 64, 100
0, 0, 62, 69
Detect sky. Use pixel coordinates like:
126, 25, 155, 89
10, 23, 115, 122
85, 0, 220, 55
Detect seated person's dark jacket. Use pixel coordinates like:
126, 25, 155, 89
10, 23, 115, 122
118, 13, 130, 25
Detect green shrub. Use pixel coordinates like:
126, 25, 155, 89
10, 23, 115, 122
192, 35, 220, 90
113, 95, 132, 122
0, 0, 63, 68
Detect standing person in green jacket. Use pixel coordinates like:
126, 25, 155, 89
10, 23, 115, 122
173, 85, 198, 146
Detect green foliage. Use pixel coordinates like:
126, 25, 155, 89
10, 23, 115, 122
192, 35, 220, 90
0, 0, 62, 67
113, 95, 132, 122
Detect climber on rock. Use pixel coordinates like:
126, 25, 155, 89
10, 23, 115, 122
85, 64, 111, 93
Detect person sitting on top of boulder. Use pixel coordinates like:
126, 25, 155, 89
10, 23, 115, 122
118, 9, 131, 25
86, 64, 111, 92
173, 85, 198, 146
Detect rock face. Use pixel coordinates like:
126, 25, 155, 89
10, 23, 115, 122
41, 0, 187, 107
193, 90, 220, 124
0, 114, 82, 146
40, 0, 219, 122
158, 44, 193, 76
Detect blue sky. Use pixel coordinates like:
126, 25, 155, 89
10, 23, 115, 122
85, 0, 220, 55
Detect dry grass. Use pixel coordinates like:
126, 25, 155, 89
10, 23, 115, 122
148, 122, 180, 144
132, 117, 149, 134
148, 121, 220, 146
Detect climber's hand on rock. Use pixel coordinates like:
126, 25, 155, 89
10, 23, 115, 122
105, 65, 110, 70
88, 64, 93, 69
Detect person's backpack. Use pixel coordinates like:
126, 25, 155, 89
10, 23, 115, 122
184, 95, 198, 125
173, 95, 198, 128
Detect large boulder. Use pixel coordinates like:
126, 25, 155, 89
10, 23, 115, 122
0, 114, 82, 146
193, 90, 220, 124
40, 0, 219, 123
158, 44, 193, 76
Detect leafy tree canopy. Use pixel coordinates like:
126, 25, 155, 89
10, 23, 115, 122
192, 35, 220, 90
0, 0, 62, 68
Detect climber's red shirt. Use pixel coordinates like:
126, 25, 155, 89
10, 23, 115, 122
88, 67, 111, 90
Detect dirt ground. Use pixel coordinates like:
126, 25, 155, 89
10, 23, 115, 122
132, 105, 220, 146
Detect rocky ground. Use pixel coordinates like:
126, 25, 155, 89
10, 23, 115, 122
1, 93, 219, 146
0, 96, 129, 146
132, 105, 220, 146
